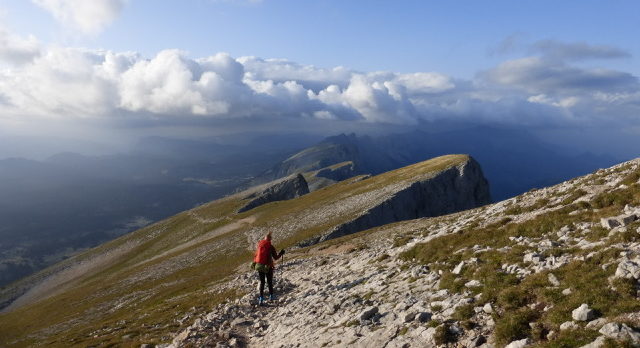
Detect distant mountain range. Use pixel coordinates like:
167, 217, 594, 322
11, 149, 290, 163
258, 126, 619, 200
0, 125, 621, 288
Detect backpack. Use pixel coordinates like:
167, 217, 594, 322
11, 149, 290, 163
252, 239, 272, 272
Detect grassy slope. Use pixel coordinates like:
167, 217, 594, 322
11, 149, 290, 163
0, 154, 468, 347
398, 161, 640, 346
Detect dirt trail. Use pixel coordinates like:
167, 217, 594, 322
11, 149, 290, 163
3, 240, 140, 312
136, 215, 258, 267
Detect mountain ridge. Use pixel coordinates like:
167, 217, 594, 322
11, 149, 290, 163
0, 154, 488, 347
169, 157, 640, 348
256, 127, 619, 201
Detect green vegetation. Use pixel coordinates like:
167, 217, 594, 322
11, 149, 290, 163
560, 188, 588, 206
0, 154, 470, 347
452, 303, 475, 321
343, 320, 360, 327
591, 180, 640, 210
494, 308, 538, 345
433, 323, 456, 345
362, 290, 375, 301
430, 304, 443, 312
504, 198, 550, 215
400, 166, 640, 346
393, 235, 413, 247
536, 330, 602, 348
427, 319, 441, 328
438, 272, 465, 293
621, 170, 640, 186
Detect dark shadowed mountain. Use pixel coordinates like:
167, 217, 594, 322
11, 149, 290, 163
258, 126, 619, 200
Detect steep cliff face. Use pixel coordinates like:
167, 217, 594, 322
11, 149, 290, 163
315, 161, 357, 182
238, 173, 309, 213
304, 161, 358, 191
305, 157, 490, 245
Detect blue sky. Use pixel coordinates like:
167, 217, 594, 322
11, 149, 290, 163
3, 0, 638, 77
0, 0, 639, 158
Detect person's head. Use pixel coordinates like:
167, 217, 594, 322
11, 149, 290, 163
265, 232, 272, 241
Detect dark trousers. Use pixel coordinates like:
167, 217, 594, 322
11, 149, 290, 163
258, 269, 274, 298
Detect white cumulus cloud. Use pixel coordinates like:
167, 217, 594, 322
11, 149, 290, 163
0, 29, 40, 65
32, 0, 127, 35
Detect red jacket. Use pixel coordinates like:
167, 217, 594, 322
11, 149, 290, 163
254, 239, 280, 268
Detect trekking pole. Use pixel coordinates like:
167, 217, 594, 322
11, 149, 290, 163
280, 253, 285, 282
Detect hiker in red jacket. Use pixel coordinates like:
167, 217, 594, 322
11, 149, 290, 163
253, 232, 285, 305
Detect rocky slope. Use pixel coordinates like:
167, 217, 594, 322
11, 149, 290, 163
0, 154, 486, 347
256, 134, 369, 183
238, 174, 309, 213
169, 158, 640, 348
303, 156, 490, 245
303, 161, 358, 192
255, 130, 617, 201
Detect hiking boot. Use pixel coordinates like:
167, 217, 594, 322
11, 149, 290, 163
258, 296, 264, 305
269, 294, 276, 301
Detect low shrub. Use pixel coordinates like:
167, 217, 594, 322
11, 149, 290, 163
452, 303, 475, 321
433, 323, 456, 345
494, 308, 538, 345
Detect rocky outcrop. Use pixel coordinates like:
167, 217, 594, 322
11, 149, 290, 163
599, 323, 640, 343
572, 303, 596, 321
614, 257, 640, 279
238, 174, 309, 213
305, 161, 359, 191
601, 205, 640, 229
315, 161, 357, 181
304, 157, 491, 245
256, 134, 363, 182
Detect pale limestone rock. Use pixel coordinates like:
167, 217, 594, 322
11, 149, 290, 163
585, 318, 608, 330
601, 213, 638, 229
560, 321, 580, 330
572, 303, 596, 322
579, 336, 606, 348
452, 261, 465, 275
599, 322, 640, 343
615, 258, 640, 279
601, 217, 621, 229
465, 279, 482, 287
524, 252, 544, 263
505, 338, 531, 348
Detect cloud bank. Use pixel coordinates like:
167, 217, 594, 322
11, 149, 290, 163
532, 40, 631, 62
0, 38, 638, 134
